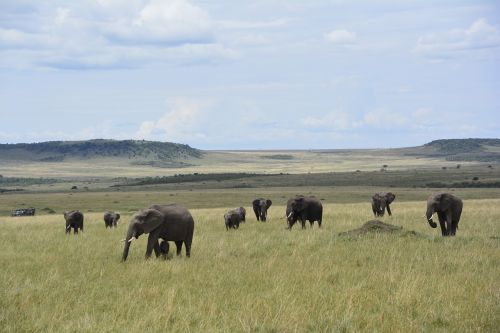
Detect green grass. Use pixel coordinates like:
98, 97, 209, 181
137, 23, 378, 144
1, 186, 500, 216
1, 197, 499, 332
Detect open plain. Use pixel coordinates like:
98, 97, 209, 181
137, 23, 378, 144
0, 143, 499, 332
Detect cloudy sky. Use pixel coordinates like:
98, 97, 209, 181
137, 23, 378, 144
0, 0, 499, 149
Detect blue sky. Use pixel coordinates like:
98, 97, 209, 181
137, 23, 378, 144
0, 0, 499, 149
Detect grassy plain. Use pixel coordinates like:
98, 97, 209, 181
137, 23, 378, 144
0, 149, 484, 179
0, 146, 499, 331
0, 193, 499, 332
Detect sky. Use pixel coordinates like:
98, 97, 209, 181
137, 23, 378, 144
0, 0, 499, 149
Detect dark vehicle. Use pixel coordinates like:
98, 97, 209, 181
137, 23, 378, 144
11, 208, 36, 217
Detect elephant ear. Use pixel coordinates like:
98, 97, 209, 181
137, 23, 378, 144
266, 199, 272, 208
138, 209, 163, 234
387, 193, 395, 203
252, 199, 260, 208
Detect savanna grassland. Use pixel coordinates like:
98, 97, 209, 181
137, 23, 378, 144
0, 191, 499, 332
1, 140, 499, 332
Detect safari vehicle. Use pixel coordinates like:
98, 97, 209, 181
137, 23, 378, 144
11, 208, 36, 217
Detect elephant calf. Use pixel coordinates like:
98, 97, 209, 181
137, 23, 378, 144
224, 207, 246, 230
371, 192, 396, 217
104, 211, 120, 228
64, 210, 84, 234
159, 240, 169, 259
426, 192, 463, 236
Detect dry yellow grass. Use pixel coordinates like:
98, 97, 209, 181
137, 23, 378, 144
0, 199, 498, 332
0, 150, 479, 178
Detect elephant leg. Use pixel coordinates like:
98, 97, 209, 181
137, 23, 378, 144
74, 227, 78, 234
386, 204, 392, 216
145, 230, 160, 259
449, 221, 457, 236
444, 211, 456, 236
175, 241, 183, 256
318, 219, 322, 228
437, 213, 447, 236
153, 242, 160, 258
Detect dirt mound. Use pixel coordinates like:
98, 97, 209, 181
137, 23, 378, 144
338, 220, 425, 237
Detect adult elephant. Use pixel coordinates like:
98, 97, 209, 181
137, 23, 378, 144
104, 211, 120, 228
64, 210, 84, 234
426, 193, 463, 236
253, 198, 272, 221
122, 204, 194, 262
224, 207, 246, 230
286, 196, 323, 230
371, 192, 396, 217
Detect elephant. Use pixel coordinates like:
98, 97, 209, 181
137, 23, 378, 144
252, 198, 272, 221
286, 196, 323, 230
64, 210, 84, 234
104, 211, 120, 228
371, 192, 396, 217
224, 207, 246, 230
159, 240, 169, 260
122, 204, 194, 262
426, 193, 463, 236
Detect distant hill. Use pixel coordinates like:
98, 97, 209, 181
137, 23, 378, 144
0, 139, 202, 164
401, 138, 500, 162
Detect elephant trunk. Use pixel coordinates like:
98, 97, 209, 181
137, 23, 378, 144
426, 206, 437, 228
121, 226, 136, 262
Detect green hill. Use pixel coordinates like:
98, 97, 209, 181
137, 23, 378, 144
0, 139, 202, 162
401, 138, 500, 162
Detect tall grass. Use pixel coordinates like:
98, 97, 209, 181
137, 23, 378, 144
0, 200, 499, 332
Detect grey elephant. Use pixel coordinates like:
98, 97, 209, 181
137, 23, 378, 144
286, 196, 323, 230
159, 240, 169, 260
104, 211, 120, 228
224, 207, 246, 230
426, 193, 463, 236
122, 204, 194, 262
252, 198, 272, 221
64, 210, 84, 234
371, 192, 396, 217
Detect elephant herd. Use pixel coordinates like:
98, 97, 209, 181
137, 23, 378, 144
62, 191, 463, 262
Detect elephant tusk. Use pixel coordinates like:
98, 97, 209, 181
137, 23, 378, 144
287, 212, 293, 218
128, 236, 136, 243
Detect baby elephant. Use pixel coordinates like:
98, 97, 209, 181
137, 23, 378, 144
104, 211, 120, 228
64, 210, 84, 234
224, 207, 246, 230
158, 240, 169, 259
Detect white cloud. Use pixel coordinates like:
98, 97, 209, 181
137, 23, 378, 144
302, 111, 351, 130
107, 0, 214, 44
135, 98, 207, 142
325, 29, 356, 44
416, 18, 500, 58
0, 0, 233, 70
217, 18, 289, 30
